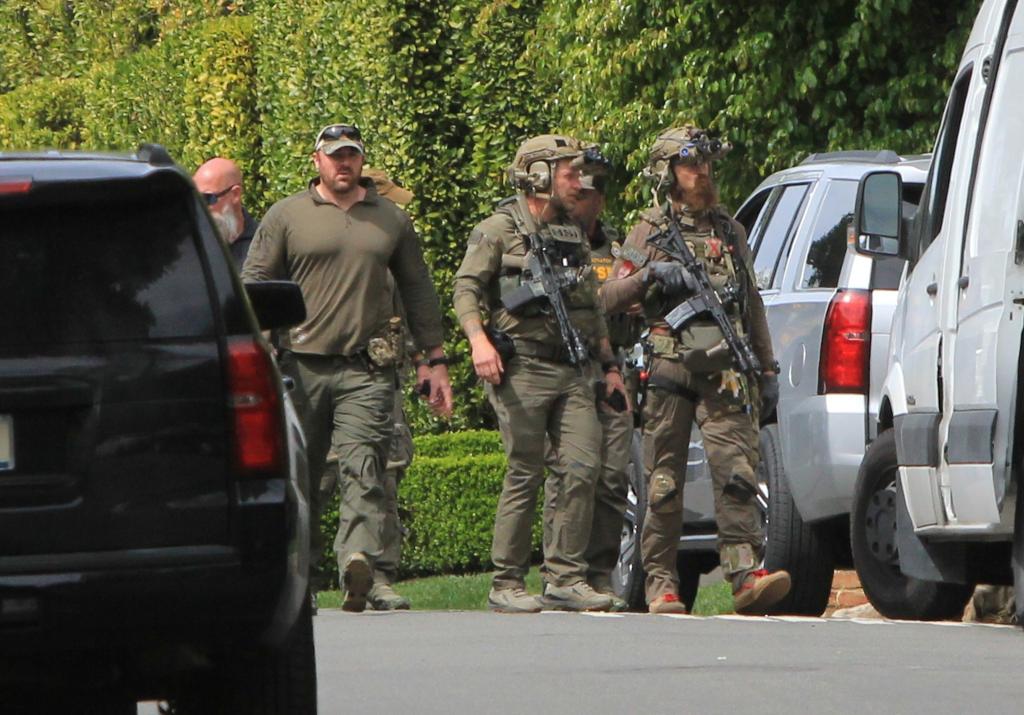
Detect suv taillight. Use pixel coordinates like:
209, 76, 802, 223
227, 337, 285, 474
820, 289, 871, 394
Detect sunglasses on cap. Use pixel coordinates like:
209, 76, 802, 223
315, 124, 362, 145
201, 184, 237, 205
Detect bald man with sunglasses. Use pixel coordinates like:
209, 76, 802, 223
242, 123, 452, 612
193, 157, 259, 267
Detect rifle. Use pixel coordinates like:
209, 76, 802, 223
499, 196, 591, 370
647, 210, 761, 375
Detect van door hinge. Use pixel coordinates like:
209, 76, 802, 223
982, 55, 993, 82
1015, 220, 1024, 265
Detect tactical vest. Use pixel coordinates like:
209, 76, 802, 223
645, 207, 749, 371
495, 199, 599, 315
592, 223, 641, 350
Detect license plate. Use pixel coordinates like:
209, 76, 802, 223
0, 415, 13, 471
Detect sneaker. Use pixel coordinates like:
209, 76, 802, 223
368, 582, 411, 611
733, 569, 791, 615
341, 553, 373, 613
648, 593, 688, 614
488, 587, 542, 614
541, 581, 613, 612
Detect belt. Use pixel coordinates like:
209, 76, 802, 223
512, 338, 588, 366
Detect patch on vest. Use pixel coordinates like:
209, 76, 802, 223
591, 255, 614, 283
613, 243, 648, 268
546, 224, 582, 243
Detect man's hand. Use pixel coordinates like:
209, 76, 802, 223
470, 333, 505, 385
646, 261, 697, 294
760, 371, 779, 416
414, 362, 432, 397
602, 369, 631, 413
427, 364, 454, 418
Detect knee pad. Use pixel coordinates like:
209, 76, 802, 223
648, 468, 681, 514
722, 472, 758, 504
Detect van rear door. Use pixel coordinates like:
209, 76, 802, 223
942, 0, 1024, 531
0, 173, 231, 559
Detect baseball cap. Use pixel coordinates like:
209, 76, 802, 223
364, 167, 414, 206
314, 123, 364, 155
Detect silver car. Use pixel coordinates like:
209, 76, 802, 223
614, 150, 928, 614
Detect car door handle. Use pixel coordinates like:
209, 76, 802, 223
926, 283, 938, 296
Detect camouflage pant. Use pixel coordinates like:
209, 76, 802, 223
641, 356, 762, 602
280, 352, 395, 585
486, 356, 602, 590
542, 376, 632, 589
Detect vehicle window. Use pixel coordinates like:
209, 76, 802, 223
752, 183, 809, 289
0, 193, 215, 346
908, 66, 973, 270
735, 188, 772, 242
800, 179, 858, 289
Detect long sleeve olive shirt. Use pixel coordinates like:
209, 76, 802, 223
241, 178, 444, 357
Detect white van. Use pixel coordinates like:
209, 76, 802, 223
850, 0, 1024, 621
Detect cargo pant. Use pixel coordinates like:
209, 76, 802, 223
376, 394, 414, 584
641, 356, 763, 602
487, 356, 602, 590
542, 373, 632, 589
280, 351, 396, 584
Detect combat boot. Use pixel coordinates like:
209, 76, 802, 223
368, 582, 411, 611
648, 593, 688, 614
589, 576, 627, 612
488, 587, 542, 614
341, 552, 373, 613
733, 569, 791, 615
541, 581, 613, 612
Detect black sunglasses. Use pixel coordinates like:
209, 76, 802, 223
316, 124, 362, 144
202, 184, 237, 206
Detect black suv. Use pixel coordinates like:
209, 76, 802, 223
0, 146, 314, 713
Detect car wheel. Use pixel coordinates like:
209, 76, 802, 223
851, 429, 973, 620
613, 429, 648, 611
760, 424, 834, 616
171, 593, 318, 714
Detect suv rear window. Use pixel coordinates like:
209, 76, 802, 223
801, 179, 858, 289
0, 193, 215, 346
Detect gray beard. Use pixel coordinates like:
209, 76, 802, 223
212, 209, 241, 243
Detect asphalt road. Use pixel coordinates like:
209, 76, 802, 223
140, 610, 1024, 714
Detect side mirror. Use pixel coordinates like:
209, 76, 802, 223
244, 281, 306, 331
852, 170, 903, 257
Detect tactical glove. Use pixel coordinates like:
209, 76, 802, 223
646, 261, 697, 294
760, 372, 779, 416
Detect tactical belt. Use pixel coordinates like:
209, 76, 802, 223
512, 338, 587, 366
646, 373, 699, 403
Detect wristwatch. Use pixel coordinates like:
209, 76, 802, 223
428, 356, 450, 368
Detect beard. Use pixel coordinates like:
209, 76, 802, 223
673, 175, 719, 213
212, 207, 240, 242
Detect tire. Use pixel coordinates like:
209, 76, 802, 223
613, 429, 648, 611
760, 424, 835, 616
172, 594, 318, 714
851, 429, 973, 620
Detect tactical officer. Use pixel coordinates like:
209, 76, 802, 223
453, 134, 628, 613
242, 123, 453, 613
542, 148, 640, 612
601, 126, 788, 615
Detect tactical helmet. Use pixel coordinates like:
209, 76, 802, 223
508, 134, 587, 195
579, 144, 612, 193
644, 125, 732, 187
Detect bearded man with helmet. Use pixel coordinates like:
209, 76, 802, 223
601, 126, 788, 615
453, 134, 629, 613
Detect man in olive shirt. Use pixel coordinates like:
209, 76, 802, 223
453, 134, 628, 613
242, 124, 453, 612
